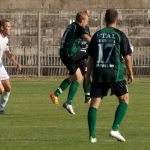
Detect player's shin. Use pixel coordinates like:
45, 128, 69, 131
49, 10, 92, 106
83, 78, 91, 103
112, 102, 128, 130
66, 80, 79, 104
88, 107, 97, 138
54, 78, 70, 97
0, 92, 10, 109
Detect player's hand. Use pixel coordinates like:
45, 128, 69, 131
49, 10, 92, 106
128, 74, 134, 84
16, 63, 22, 71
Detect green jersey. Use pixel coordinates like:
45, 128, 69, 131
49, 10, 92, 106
87, 27, 132, 82
60, 22, 88, 58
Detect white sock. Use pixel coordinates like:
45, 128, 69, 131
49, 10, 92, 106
0, 105, 3, 111
0, 92, 10, 109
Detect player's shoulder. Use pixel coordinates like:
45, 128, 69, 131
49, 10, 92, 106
91, 28, 104, 39
70, 22, 79, 28
0, 33, 9, 43
113, 28, 127, 37
0, 33, 3, 39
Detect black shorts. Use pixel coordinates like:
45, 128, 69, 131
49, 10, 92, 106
90, 80, 128, 98
60, 50, 88, 75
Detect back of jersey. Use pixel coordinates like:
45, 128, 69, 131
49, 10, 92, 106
92, 27, 125, 82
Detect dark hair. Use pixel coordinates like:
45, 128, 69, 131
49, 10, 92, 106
104, 9, 118, 25
0, 19, 10, 27
75, 11, 87, 23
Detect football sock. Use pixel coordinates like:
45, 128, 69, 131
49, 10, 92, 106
112, 102, 128, 130
54, 78, 70, 97
66, 80, 79, 104
0, 92, 10, 108
88, 107, 97, 138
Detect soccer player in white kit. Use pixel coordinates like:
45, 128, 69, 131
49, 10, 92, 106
0, 19, 21, 114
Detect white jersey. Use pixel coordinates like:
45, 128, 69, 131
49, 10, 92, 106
0, 33, 10, 81
0, 33, 9, 65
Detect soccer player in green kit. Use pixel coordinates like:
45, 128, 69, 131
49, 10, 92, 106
50, 11, 91, 114
78, 10, 92, 104
86, 9, 134, 143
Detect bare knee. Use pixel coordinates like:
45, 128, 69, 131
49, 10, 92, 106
1, 80, 11, 92
5, 86, 11, 92
0, 85, 5, 94
90, 97, 102, 109
118, 93, 129, 104
73, 68, 83, 83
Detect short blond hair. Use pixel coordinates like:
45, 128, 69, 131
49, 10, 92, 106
75, 11, 88, 23
84, 10, 90, 17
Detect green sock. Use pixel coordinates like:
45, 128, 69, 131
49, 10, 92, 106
66, 80, 79, 104
88, 107, 97, 138
112, 102, 128, 130
54, 78, 70, 97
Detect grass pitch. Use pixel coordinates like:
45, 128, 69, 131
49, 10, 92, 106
0, 78, 149, 150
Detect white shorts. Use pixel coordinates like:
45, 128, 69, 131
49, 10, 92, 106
0, 65, 9, 83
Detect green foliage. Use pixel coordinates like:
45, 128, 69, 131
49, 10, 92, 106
0, 78, 150, 150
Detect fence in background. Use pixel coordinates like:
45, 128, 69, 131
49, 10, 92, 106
1, 9, 150, 77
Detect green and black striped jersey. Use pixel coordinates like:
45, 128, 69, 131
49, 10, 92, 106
60, 22, 88, 58
87, 27, 132, 82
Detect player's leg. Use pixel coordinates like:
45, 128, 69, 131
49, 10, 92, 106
50, 56, 72, 104
73, 51, 91, 103
87, 82, 108, 143
62, 51, 87, 114
112, 94, 129, 130
83, 73, 91, 104
50, 77, 71, 104
0, 79, 11, 113
66, 68, 83, 104
54, 78, 71, 97
63, 68, 83, 114
79, 60, 91, 104
0, 81, 4, 94
88, 97, 101, 143
0, 82, 5, 113
0, 66, 10, 114
110, 80, 129, 142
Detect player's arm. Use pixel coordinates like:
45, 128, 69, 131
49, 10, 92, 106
4, 50, 21, 71
86, 34, 96, 83
120, 32, 134, 84
86, 56, 93, 83
81, 34, 91, 42
124, 55, 134, 84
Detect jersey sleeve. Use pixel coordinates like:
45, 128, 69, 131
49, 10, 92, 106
84, 26, 91, 35
120, 32, 132, 56
78, 26, 89, 37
